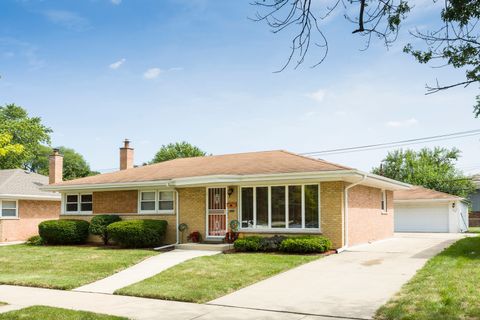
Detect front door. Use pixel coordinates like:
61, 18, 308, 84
207, 187, 227, 237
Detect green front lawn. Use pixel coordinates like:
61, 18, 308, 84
116, 253, 319, 303
468, 227, 480, 233
376, 236, 480, 320
0, 245, 156, 290
0, 306, 126, 320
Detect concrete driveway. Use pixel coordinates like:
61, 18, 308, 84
209, 233, 468, 320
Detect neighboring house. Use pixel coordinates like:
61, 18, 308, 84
394, 186, 468, 233
0, 169, 61, 242
468, 174, 480, 227
42, 140, 410, 249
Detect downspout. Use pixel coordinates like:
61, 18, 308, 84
337, 174, 367, 253
154, 187, 180, 251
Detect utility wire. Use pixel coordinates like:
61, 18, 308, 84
300, 129, 480, 156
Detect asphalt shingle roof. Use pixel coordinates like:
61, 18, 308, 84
0, 169, 60, 199
51, 150, 352, 186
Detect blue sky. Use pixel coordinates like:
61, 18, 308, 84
1, 0, 479, 174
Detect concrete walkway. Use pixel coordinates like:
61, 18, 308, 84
0, 285, 341, 320
74, 249, 219, 294
210, 233, 468, 320
0, 241, 24, 246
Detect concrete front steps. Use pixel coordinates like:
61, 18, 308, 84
175, 243, 233, 252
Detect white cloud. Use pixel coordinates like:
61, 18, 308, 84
307, 89, 326, 103
43, 10, 90, 31
143, 68, 162, 79
386, 118, 419, 128
111, 0, 122, 4
109, 58, 126, 69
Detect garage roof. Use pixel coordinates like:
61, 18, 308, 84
394, 186, 463, 202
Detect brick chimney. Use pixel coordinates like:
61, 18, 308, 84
119, 139, 134, 170
49, 148, 63, 184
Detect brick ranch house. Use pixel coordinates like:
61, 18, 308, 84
0, 169, 61, 242
43, 140, 410, 249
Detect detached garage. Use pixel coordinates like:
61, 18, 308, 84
394, 186, 468, 233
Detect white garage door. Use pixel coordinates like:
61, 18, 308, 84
395, 204, 449, 232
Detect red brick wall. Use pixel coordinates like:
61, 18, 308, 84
348, 185, 393, 246
92, 190, 138, 214
0, 200, 60, 242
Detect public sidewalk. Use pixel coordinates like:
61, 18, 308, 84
0, 285, 339, 320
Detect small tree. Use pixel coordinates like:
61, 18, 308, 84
89, 215, 122, 245
151, 141, 207, 163
372, 147, 476, 198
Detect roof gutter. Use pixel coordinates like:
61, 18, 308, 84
337, 174, 367, 253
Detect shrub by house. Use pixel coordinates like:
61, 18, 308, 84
107, 220, 168, 248
38, 220, 90, 245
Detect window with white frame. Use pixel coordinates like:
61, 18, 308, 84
158, 191, 174, 212
381, 190, 387, 212
0, 200, 18, 218
65, 193, 92, 214
139, 190, 175, 214
240, 184, 319, 230
140, 191, 156, 212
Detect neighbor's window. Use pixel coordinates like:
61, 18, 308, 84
140, 191, 156, 212
65, 194, 92, 214
158, 191, 174, 211
81, 194, 93, 212
381, 190, 387, 212
1, 200, 17, 217
66, 194, 79, 213
241, 184, 320, 230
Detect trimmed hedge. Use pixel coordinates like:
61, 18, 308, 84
279, 236, 332, 253
107, 220, 168, 248
89, 215, 122, 245
234, 235, 332, 253
38, 220, 90, 245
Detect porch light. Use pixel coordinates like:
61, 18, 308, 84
228, 188, 234, 196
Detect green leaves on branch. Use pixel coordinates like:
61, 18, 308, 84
0, 104, 51, 170
0, 133, 24, 157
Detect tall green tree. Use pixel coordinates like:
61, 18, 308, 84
151, 142, 207, 163
31, 146, 99, 181
0, 133, 24, 157
372, 147, 476, 197
0, 104, 52, 169
252, 1, 479, 116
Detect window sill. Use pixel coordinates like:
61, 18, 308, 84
62, 213, 92, 216
239, 228, 321, 234
139, 211, 175, 215
0, 217, 19, 220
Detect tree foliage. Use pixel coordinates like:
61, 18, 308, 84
372, 147, 476, 197
31, 145, 99, 181
0, 133, 24, 157
252, 0, 479, 115
0, 104, 52, 169
151, 141, 207, 163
